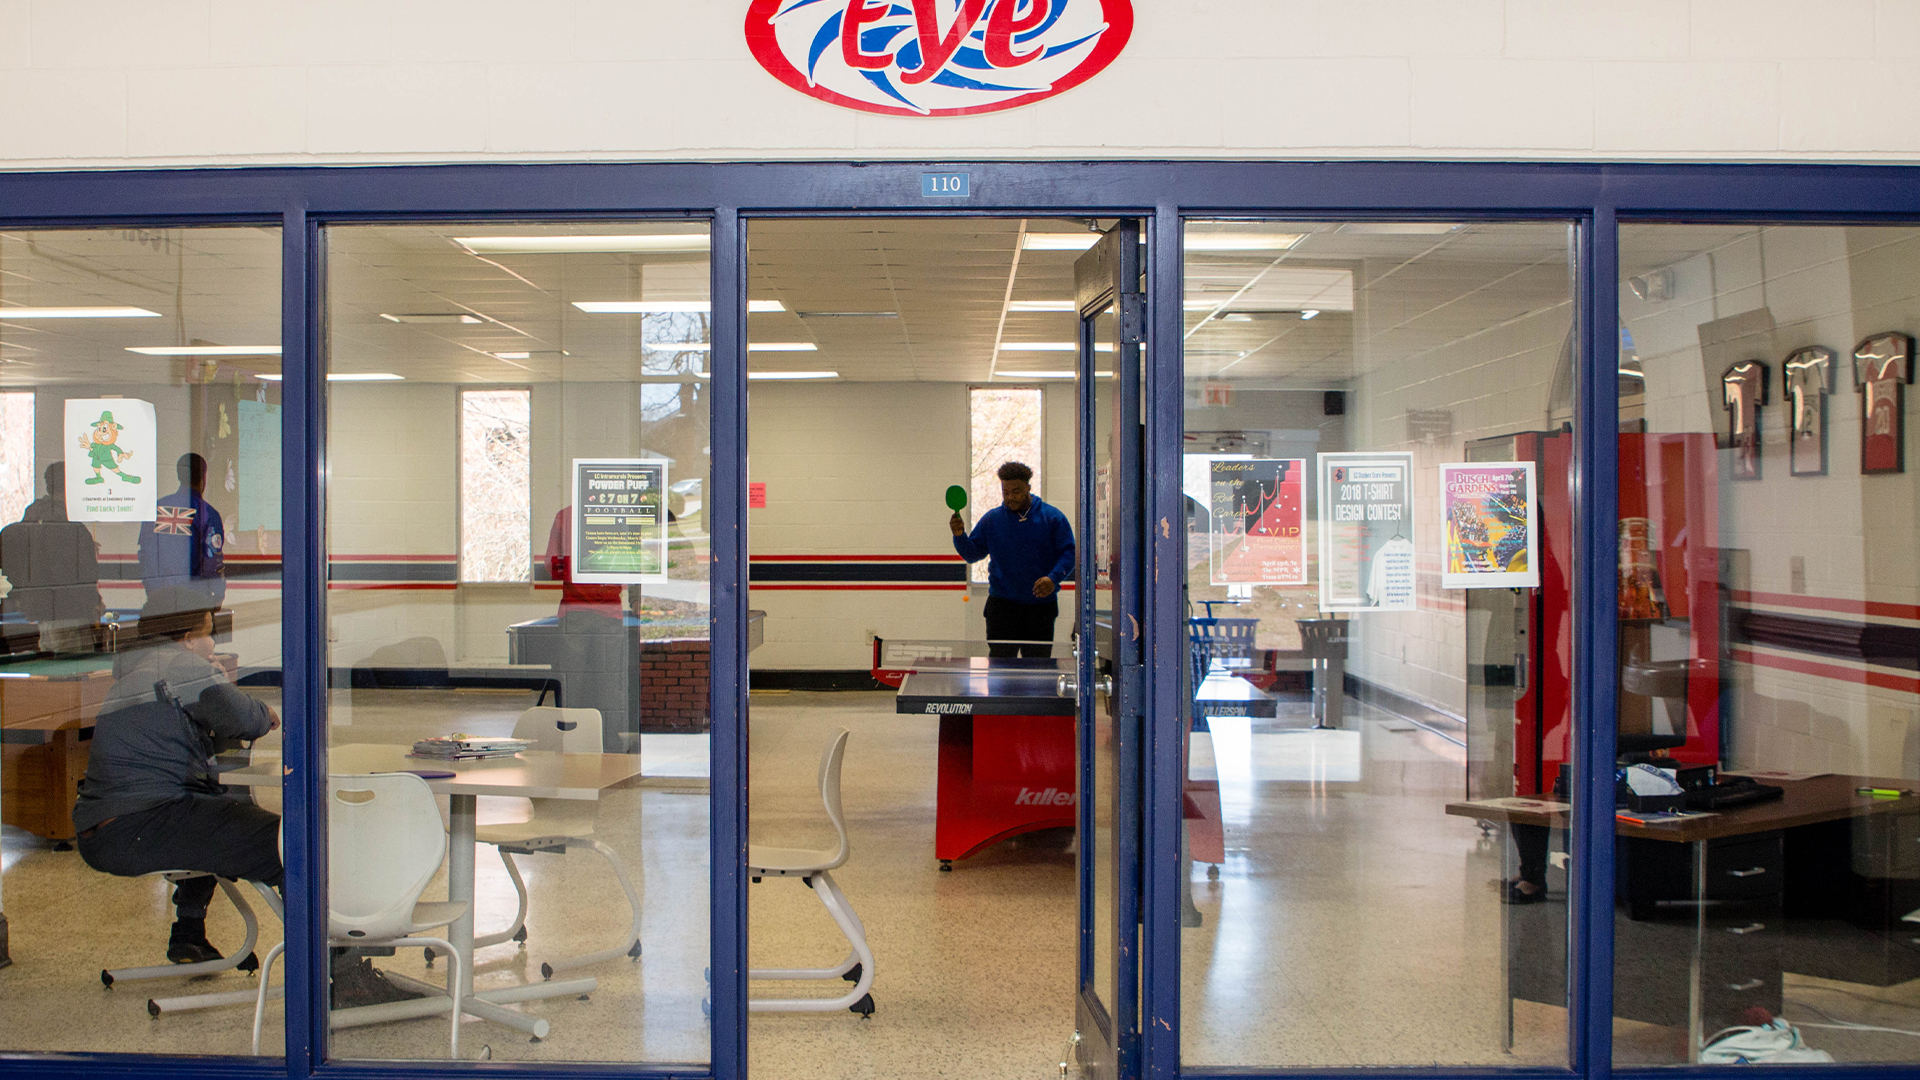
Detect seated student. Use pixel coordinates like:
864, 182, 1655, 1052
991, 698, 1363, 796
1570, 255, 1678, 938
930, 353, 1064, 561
72, 587, 281, 963
0, 462, 105, 647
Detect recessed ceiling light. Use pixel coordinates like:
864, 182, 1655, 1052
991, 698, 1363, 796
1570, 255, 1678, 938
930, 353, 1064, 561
1183, 234, 1304, 252
1007, 300, 1077, 312
748, 371, 839, 380
1221, 313, 1254, 322
1022, 234, 1101, 251
0, 306, 161, 319
794, 311, 898, 319
1334, 222, 1462, 235
456, 235, 708, 254
1300, 309, 1321, 320
573, 300, 786, 313
125, 345, 282, 356
998, 342, 1076, 352
492, 352, 532, 360
641, 342, 819, 352
379, 313, 482, 324
996, 371, 1112, 379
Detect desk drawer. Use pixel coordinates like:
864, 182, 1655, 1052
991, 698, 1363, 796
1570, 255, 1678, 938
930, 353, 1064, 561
1709, 836, 1784, 902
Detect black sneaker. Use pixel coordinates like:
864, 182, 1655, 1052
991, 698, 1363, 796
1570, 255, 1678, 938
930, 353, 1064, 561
330, 957, 426, 1009
167, 922, 223, 964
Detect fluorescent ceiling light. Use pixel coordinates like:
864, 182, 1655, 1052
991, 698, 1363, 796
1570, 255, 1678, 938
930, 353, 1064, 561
1183, 234, 1304, 252
795, 311, 897, 319
998, 342, 1076, 352
457, 235, 708, 254
998, 371, 1112, 379
493, 352, 531, 360
0, 306, 161, 319
380, 313, 481, 324
641, 342, 819, 352
1022, 233, 1100, 251
1007, 300, 1076, 312
573, 300, 786, 314
256, 373, 404, 382
748, 371, 838, 380
1300, 309, 1320, 320
125, 345, 282, 357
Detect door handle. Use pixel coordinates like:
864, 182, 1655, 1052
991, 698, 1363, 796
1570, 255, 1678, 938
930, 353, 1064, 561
1727, 978, 1765, 992
1726, 922, 1766, 935
1057, 674, 1112, 697
1726, 866, 1767, 878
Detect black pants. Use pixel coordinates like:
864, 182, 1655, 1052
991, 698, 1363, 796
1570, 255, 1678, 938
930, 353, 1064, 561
1512, 823, 1550, 887
78, 795, 284, 919
984, 595, 1059, 658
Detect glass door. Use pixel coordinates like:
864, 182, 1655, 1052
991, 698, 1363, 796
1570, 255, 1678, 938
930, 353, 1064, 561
1073, 221, 1145, 1080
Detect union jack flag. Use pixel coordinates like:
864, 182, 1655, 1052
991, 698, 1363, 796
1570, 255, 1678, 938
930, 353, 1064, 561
154, 505, 196, 535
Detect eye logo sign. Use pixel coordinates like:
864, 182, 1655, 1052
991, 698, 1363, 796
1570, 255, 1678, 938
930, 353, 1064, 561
745, 0, 1133, 118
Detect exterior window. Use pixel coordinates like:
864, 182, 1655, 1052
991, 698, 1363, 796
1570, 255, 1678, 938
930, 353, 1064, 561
0, 391, 31, 528
460, 387, 531, 582
967, 385, 1044, 582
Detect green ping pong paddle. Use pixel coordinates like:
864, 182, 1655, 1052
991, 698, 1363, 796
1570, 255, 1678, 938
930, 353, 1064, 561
945, 485, 968, 511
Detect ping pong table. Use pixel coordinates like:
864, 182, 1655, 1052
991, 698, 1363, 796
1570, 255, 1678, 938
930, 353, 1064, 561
882, 643, 1076, 869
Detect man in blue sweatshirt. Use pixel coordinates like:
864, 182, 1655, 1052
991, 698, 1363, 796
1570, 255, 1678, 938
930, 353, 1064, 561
950, 461, 1075, 658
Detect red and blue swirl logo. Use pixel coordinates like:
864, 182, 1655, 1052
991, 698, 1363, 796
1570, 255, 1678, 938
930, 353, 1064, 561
746, 0, 1133, 117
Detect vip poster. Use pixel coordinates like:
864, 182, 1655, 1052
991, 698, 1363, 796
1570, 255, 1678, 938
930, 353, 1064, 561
1317, 453, 1415, 611
1208, 458, 1305, 585
63, 397, 157, 522
571, 458, 669, 583
1439, 462, 1538, 589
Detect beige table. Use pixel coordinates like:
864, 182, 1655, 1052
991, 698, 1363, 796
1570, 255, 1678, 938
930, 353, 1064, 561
225, 743, 646, 1040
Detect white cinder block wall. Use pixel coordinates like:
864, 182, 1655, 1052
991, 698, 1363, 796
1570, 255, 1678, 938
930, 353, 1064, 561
0, 1, 1914, 169
1626, 226, 1920, 779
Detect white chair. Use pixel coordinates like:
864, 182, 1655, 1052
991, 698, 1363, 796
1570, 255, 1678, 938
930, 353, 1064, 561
748, 727, 875, 1016
470, 706, 643, 979
253, 773, 468, 1059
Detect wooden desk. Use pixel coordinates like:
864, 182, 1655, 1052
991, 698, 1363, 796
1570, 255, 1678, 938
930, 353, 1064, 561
1449, 776, 1920, 1061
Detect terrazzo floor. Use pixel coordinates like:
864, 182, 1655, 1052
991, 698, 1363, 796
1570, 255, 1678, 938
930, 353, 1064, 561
6, 686, 1920, 1073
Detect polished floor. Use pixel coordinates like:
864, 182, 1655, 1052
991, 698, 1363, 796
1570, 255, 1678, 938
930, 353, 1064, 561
5, 686, 1920, 1071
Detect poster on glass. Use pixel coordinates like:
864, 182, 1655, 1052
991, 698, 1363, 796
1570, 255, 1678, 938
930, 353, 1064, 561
1208, 458, 1305, 585
1438, 461, 1538, 590
1316, 452, 1415, 612
570, 458, 669, 583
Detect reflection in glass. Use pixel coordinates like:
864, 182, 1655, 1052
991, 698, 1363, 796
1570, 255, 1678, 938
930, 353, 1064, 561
0, 227, 284, 1057
324, 223, 711, 1064
1180, 220, 1575, 1067
1616, 225, 1920, 1065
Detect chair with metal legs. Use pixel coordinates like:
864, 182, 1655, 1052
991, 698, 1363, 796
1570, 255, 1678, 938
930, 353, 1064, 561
748, 727, 875, 1017
253, 773, 467, 1059
469, 706, 643, 980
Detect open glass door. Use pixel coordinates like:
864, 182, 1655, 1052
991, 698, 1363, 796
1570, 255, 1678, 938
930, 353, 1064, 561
1073, 221, 1145, 1080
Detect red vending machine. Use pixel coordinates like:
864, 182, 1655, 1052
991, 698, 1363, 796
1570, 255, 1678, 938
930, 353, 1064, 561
1466, 431, 1721, 799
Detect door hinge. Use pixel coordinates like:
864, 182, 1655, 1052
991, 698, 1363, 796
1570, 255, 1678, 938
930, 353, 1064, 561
1120, 663, 1145, 716
1120, 295, 1146, 344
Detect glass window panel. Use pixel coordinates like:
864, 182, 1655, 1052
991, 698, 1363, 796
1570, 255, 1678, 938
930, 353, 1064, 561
323, 222, 711, 1065
1180, 220, 1576, 1067
0, 226, 283, 1057
1616, 224, 1920, 1065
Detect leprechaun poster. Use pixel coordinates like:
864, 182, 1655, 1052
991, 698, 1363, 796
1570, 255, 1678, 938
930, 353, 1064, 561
64, 398, 157, 522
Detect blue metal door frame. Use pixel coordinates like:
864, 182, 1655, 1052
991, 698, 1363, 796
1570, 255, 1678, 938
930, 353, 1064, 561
0, 159, 1916, 1080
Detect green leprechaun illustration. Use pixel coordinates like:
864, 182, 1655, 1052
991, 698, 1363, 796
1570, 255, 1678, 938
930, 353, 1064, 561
78, 410, 140, 485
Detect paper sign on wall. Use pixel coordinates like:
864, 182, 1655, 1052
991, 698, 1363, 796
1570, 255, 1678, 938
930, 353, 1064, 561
1208, 458, 1305, 585
64, 398, 157, 522
1316, 452, 1415, 611
571, 458, 669, 583
1439, 462, 1538, 589
749, 482, 767, 509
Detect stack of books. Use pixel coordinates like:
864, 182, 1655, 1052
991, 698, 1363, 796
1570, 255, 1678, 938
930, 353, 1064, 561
409, 735, 532, 760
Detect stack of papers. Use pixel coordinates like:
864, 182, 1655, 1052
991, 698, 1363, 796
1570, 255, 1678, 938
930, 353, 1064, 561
410, 735, 531, 760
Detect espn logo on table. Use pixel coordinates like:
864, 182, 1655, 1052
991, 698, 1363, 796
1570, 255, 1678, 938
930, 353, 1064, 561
1014, 787, 1076, 807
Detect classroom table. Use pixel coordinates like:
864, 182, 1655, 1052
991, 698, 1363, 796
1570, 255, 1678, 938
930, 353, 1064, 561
224, 743, 646, 1040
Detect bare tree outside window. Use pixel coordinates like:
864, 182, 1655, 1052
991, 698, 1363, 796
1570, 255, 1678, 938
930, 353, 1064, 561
460, 388, 531, 582
0, 392, 32, 527
967, 386, 1044, 583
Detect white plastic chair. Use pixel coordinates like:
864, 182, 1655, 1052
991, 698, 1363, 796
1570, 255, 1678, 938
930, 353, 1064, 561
253, 773, 468, 1059
748, 727, 875, 1016
470, 707, 643, 979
